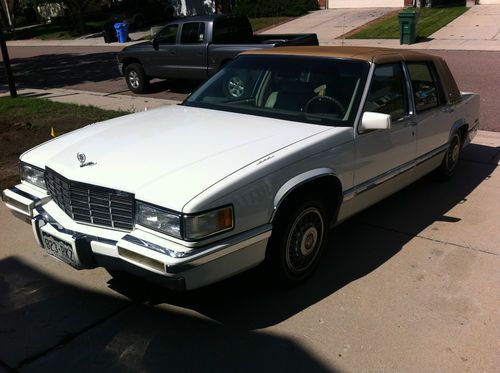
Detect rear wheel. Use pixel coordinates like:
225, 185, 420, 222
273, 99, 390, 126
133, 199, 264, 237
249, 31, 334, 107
436, 132, 461, 180
125, 63, 149, 94
266, 198, 330, 286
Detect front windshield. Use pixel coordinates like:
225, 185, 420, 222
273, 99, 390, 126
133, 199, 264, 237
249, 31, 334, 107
184, 55, 369, 127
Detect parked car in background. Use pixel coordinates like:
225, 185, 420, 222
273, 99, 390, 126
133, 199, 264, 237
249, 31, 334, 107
2, 47, 479, 291
117, 14, 319, 93
102, 0, 175, 29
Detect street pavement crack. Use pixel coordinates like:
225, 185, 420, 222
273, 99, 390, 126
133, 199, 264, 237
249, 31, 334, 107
15, 302, 134, 370
361, 222, 498, 257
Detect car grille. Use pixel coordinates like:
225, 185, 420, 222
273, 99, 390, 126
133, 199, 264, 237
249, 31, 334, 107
45, 168, 134, 231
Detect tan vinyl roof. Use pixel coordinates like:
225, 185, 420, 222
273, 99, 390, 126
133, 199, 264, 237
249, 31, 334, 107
241, 46, 441, 64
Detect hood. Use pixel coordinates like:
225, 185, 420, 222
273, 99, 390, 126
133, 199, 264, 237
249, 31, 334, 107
22, 105, 331, 212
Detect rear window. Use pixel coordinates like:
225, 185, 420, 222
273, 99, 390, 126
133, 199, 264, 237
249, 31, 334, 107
181, 22, 205, 43
213, 17, 253, 44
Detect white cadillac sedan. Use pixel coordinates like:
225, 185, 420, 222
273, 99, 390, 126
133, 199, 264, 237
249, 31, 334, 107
2, 47, 480, 290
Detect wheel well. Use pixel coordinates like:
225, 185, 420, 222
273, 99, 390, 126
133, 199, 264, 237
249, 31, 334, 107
273, 176, 343, 226
122, 58, 141, 71
458, 124, 468, 148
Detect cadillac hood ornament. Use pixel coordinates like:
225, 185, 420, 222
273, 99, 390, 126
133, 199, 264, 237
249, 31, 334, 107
77, 152, 96, 168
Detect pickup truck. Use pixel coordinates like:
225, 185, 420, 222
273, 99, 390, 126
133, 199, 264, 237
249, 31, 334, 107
117, 14, 319, 93
3, 47, 480, 291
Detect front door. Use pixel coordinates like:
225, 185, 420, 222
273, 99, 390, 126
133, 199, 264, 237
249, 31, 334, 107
147, 23, 179, 78
351, 62, 417, 215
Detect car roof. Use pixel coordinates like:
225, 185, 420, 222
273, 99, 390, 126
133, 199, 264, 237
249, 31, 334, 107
171, 14, 244, 23
240, 46, 443, 64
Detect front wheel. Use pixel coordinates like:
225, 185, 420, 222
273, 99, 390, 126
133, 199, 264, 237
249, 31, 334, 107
125, 63, 149, 94
266, 198, 330, 286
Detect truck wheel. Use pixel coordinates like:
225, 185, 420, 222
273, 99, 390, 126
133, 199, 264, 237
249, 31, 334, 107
225, 75, 246, 98
267, 197, 330, 286
125, 63, 149, 94
436, 132, 461, 180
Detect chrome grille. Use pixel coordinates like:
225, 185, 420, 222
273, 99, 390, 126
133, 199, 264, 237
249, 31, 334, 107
45, 168, 134, 231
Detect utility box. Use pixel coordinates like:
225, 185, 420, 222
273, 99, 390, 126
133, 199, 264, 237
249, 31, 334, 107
399, 11, 419, 45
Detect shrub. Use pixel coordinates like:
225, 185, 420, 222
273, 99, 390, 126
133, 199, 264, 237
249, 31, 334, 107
236, 0, 319, 17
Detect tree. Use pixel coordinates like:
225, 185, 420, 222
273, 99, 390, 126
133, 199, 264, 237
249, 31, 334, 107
61, 0, 99, 34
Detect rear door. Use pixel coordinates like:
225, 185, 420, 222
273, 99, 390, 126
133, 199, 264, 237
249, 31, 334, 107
175, 22, 208, 80
406, 61, 453, 159
351, 62, 417, 215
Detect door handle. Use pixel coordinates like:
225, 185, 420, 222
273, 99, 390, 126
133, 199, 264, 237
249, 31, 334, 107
442, 107, 454, 113
409, 121, 418, 127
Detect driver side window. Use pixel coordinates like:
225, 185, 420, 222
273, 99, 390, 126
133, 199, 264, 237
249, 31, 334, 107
364, 63, 407, 122
156, 24, 178, 44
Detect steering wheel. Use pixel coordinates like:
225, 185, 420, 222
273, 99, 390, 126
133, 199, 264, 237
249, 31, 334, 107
304, 95, 346, 117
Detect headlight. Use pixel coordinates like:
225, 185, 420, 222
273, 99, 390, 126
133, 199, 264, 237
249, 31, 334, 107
135, 203, 234, 241
184, 206, 233, 241
135, 202, 181, 239
20, 163, 46, 190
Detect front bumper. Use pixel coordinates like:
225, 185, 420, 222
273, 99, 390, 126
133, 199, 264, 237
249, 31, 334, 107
2, 184, 271, 290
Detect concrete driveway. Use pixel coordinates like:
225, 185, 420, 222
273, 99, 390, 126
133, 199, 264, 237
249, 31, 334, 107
262, 8, 398, 44
0, 131, 498, 372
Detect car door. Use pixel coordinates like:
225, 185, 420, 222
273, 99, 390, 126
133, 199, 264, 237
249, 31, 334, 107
147, 23, 179, 78
406, 61, 453, 159
351, 62, 417, 215
175, 22, 208, 80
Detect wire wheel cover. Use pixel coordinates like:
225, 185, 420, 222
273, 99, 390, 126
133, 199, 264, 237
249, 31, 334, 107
285, 207, 324, 273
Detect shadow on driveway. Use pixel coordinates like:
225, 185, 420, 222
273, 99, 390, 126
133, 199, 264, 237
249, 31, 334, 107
0, 144, 496, 371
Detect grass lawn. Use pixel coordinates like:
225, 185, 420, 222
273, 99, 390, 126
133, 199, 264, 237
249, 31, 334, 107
0, 97, 126, 189
348, 7, 469, 39
250, 17, 293, 32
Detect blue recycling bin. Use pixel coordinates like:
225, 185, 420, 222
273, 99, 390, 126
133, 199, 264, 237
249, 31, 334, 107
114, 22, 129, 43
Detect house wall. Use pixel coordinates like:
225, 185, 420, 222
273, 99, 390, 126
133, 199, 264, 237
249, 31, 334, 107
170, 0, 216, 16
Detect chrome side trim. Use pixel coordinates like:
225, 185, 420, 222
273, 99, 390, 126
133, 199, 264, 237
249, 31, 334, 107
165, 225, 272, 274
353, 143, 448, 197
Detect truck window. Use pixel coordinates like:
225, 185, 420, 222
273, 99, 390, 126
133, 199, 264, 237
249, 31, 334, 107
364, 63, 407, 121
213, 17, 253, 44
407, 62, 444, 112
156, 24, 178, 44
181, 22, 205, 43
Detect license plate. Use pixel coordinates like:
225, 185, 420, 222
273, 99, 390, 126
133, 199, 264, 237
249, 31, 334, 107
42, 232, 79, 269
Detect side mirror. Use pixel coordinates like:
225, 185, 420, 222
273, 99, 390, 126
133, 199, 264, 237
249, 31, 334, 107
360, 112, 391, 132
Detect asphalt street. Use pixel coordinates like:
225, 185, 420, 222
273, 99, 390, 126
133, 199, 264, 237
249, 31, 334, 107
0, 46, 499, 131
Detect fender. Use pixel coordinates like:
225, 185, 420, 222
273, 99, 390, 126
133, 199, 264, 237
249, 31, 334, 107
448, 117, 467, 143
271, 168, 338, 222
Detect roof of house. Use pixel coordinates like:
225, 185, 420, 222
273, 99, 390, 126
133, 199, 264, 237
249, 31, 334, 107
241, 46, 442, 64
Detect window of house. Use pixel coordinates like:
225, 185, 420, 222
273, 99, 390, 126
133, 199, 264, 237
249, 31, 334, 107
181, 22, 205, 44
156, 24, 178, 44
407, 62, 443, 112
363, 63, 407, 122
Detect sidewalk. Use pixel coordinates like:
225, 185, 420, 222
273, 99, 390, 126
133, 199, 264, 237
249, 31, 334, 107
266, 5, 500, 51
0, 87, 179, 112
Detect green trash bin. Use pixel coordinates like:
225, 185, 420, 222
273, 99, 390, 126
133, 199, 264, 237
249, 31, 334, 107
399, 11, 420, 45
